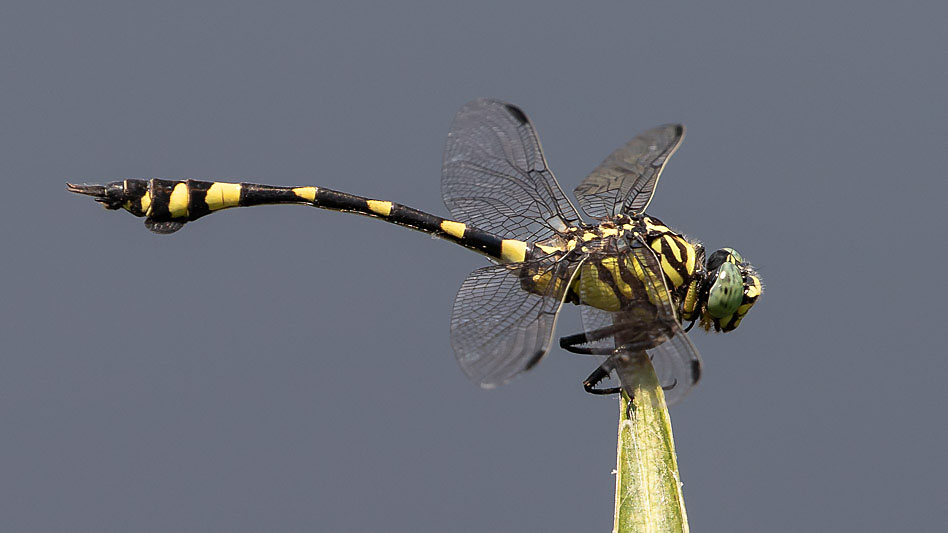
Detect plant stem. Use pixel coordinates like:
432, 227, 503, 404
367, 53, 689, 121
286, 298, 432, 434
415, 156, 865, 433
613, 352, 689, 533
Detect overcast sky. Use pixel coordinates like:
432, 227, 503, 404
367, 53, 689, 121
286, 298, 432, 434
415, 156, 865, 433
3, 2, 947, 531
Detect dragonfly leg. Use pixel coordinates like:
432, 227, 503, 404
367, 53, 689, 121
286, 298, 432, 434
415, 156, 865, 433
582, 363, 622, 395
560, 331, 615, 355
561, 317, 677, 356
559, 323, 627, 355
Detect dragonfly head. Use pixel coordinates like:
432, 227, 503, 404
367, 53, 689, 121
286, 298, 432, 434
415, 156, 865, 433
68, 180, 150, 217
699, 248, 761, 332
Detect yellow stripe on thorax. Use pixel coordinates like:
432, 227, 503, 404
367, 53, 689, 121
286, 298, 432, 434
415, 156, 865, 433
574, 262, 621, 311
660, 256, 684, 287
366, 200, 393, 216
649, 238, 685, 287
168, 182, 190, 218
662, 234, 697, 276
626, 254, 666, 307
663, 235, 683, 262
206, 182, 242, 211
644, 218, 670, 233
684, 239, 696, 275
601, 257, 633, 299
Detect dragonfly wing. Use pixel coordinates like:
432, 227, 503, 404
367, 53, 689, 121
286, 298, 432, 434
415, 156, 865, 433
578, 304, 620, 355
572, 245, 702, 404
625, 244, 702, 405
442, 99, 582, 242
573, 124, 684, 219
643, 325, 702, 405
451, 254, 583, 388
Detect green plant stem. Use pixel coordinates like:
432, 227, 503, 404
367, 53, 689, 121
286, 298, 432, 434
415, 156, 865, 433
613, 352, 689, 533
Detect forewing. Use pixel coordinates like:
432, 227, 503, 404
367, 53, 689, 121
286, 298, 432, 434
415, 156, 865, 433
442, 99, 581, 242
573, 124, 684, 219
450, 255, 582, 388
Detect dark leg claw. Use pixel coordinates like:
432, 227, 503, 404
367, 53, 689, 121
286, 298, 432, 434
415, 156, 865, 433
583, 364, 622, 395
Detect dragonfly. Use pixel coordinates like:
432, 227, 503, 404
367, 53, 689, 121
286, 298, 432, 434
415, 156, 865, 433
68, 99, 761, 404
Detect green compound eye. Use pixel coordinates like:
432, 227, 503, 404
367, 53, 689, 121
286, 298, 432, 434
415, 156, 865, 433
721, 247, 744, 264
706, 247, 744, 272
707, 262, 743, 318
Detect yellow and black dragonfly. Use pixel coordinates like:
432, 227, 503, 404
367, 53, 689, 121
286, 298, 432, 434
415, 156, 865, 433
68, 99, 761, 404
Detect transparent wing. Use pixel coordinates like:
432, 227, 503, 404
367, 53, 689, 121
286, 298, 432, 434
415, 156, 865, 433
451, 254, 583, 388
572, 245, 702, 405
610, 349, 656, 404
625, 244, 702, 405
578, 304, 619, 355
642, 322, 702, 406
442, 99, 582, 242
573, 124, 684, 219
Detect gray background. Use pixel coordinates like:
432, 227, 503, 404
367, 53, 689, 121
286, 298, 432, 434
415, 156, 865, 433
3, 1, 946, 531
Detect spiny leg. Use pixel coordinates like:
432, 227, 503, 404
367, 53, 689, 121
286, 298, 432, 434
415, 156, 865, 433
559, 323, 627, 355
583, 362, 622, 395
560, 334, 615, 355
560, 323, 664, 355
581, 342, 679, 397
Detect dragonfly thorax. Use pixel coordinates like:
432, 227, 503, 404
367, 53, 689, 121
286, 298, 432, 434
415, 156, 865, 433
532, 214, 641, 256
573, 217, 701, 312
525, 215, 704, 318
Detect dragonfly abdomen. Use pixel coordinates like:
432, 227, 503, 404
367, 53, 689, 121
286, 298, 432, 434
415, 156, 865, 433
67, 178, 532, 263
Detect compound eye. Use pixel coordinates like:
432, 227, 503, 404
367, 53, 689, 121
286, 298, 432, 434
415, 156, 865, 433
721, 247, 744, 263
707, 247, 744, 271
707, 262, 743, 318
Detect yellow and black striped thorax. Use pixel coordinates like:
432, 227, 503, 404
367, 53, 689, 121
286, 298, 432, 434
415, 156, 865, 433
522, 215, 703, 316
640, 216, 701, 291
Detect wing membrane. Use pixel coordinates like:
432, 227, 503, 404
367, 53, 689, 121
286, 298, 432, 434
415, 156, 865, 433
572, 245, 702, 405
642, 326, 702, 405
451, 254, 583, 388
578, 304, 620, 355
442, 99, 581, 241
624, 244, 702, 405
573, 124, 684, 219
